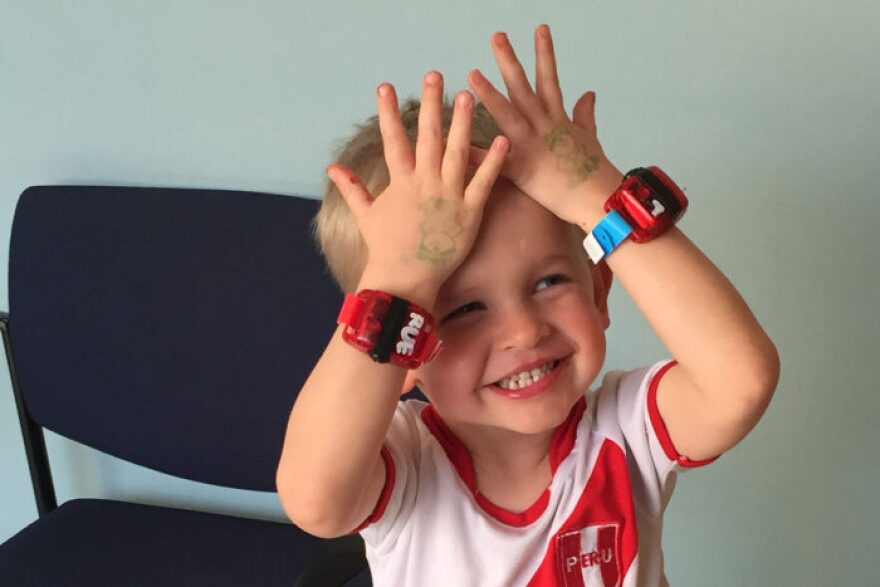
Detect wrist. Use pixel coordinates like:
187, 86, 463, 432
355, 268, 439, 313
576, 165, 690, 264
337, 288, 443, 369
570, 164, 626, 232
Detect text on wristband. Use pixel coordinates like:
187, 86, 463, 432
396, 312, 426, 356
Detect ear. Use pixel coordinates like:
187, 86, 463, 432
591, 260, 613, 330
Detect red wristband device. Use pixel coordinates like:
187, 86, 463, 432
337, 289, 443, 369
604, 166, 688, 243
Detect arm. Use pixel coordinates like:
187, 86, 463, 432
276, 279, 436, 539
276, 64, 507, 536
466, 25, 779, 463
277, 71, 508, 537
572, 165, 780, 462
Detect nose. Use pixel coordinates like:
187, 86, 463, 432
496, 303, 551, 350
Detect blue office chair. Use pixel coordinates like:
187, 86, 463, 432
0, 185, 371, 586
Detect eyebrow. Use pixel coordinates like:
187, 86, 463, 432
441, 253, 575, 301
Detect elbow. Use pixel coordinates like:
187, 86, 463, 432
276, 474, 353, 539
287, 509, 353, 540
738, 343, 781, 420
754, 340, 781, 397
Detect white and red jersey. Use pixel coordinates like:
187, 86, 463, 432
355, 359, 720, 586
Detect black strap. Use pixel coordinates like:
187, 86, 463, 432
368, 295, 409, 363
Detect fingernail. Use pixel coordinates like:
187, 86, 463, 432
470, 69, 485, 85
425, 71, 441, 86
377, 83, 390, 97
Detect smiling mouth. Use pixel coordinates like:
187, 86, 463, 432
492, 359, 561, 390
487, 356, 568, 400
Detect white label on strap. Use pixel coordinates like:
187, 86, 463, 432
582, 233, 606, 264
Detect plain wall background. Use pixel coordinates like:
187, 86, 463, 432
1, 1, 878, 584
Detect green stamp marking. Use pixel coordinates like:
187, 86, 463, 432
417, 196, 463, 265
544, 123, 601, 188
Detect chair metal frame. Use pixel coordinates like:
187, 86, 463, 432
1, 311, 57, 517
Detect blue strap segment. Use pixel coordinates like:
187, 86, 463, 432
591, 210, 633, 259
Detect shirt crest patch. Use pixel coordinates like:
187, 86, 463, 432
556, 523, 621, 586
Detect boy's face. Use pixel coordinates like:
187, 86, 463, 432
405, 179, 612, 441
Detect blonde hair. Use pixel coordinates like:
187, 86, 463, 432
312, 94, 589, 293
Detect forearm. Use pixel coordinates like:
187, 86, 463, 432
276, 270, 439, 534
574, 164, 780, 402
276, 322, 405, 531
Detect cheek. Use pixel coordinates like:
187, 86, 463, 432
575, 302, 603, 332
419, 334, 488, 397
554, 295, 607, 356
564, 298, 607, 361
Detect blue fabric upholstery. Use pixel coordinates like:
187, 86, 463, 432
0, 186, 371, 585
8, 185, 342, 490
0, 499, 324, 586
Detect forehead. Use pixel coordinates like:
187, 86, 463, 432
439, 179, 586, 298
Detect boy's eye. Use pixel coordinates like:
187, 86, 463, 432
442, 275, 569, 322
536, 273, 568, 291
443, 301, 483, 322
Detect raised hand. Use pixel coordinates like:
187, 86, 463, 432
466, 24, 624, 226
326, 71, 510, 309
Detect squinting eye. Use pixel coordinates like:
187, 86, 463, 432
536, 274, 569, 291
443, 275, 569, 322
443, 301, 483, 322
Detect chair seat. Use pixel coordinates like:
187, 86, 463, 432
0, 498, 365, 586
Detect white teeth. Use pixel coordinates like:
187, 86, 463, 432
496, 360, 558, 390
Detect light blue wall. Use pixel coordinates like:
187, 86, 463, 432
2, 1, 878, 584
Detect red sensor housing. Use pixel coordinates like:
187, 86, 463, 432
604, 166, 688, 243
337, 290, 442, 369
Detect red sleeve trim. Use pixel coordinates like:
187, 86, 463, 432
349, 444, 396, 533
647, 359, 720, 468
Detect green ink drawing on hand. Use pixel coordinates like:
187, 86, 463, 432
417, 197, 463, 266
544, 123, 601, 188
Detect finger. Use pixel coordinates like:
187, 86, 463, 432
489, 32, 546, 123
534, 24, 567, 121
463, 135, 509, 210
467, 68, 531, 141
467, 145, 488, 167
415, 70, 445, 176
469, 142, 517, 183
440, 90, 474, 193
376, 83, 415, 176
572, 90, 598, 131
326, 164, 372, 221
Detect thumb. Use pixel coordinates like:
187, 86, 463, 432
326, 164, 372, 220
571, 91, 596, 130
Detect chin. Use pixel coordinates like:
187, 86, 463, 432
495, 399, 578, 436
506, 420, 566, 436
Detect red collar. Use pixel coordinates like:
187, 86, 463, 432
420, 397, 587, 527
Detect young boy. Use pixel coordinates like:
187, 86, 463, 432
277, 25, 779, 586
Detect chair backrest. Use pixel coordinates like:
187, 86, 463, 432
7, 185, 343, 491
